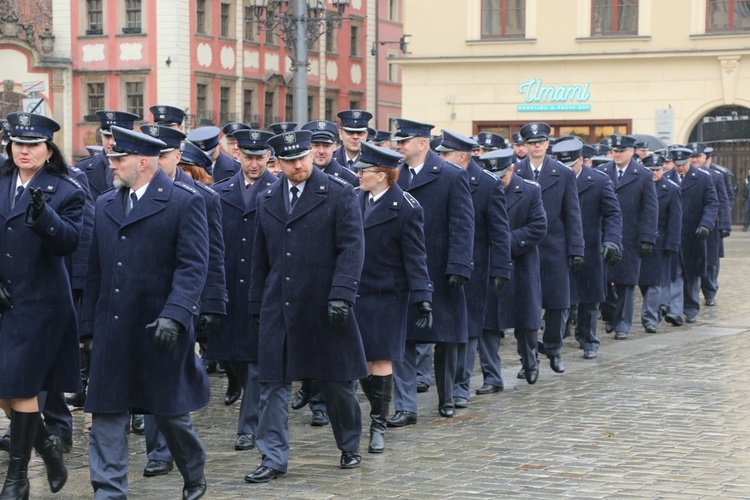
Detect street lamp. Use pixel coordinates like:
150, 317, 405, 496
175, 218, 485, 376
250, 0, 350, 126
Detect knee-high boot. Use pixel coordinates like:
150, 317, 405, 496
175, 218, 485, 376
368, 374, 392, 454
33, 418, 67, 493
0, 410, 39, 500
359, 375, 373, 404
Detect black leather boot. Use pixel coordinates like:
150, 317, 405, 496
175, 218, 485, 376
359, 375, 373, 404
34, 418, 68, 493
0, 410, 39, 500
368, 374, 392, 454
223, 363, 242, 406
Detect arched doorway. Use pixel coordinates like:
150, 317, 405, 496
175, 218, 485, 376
689, 105, 750, 224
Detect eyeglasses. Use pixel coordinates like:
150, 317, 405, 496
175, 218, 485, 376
356, 168, 380, 175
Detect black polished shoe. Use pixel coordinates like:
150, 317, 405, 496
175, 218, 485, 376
203, 361, 217, 374
645, 325, 657, 334
583, 350, 597, 360
234, 433, 255, 451
517, 367, 525, 379
605, 322, 615, 333
182, 474, 207, 500
131, 414, 145, 435
143, 460, 174, 477
224, 390, 241, 406
65, 392, 86, 408
525, 365, 539, 385
665, 313, 683, 327
340, 451, 362, 469
705, 298, 716, 306
244, 466, 285, 483
416, 382, 429, 393
536, 342, 547, 356
386, 411, 417, 427
453, 397, 468, 409
659, 305, 669, 317
549, 355, 565, 374
438, 406, 455, 418
291, 389, 310, 410
685, 314, 697, 323
475, 383, 502, 395
50, 435, 72, 454
311, 410, 329, 427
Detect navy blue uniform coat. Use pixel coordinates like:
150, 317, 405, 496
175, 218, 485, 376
570, 166, 622, 304
665, 166, 719, 279
703, 167, 730, 266
397, 150, 475, 343
332, 147, 356, 172
175, 168, 228, 317
598, 158, 659, 285
639, 177, 682, 287
515, 155, 584, 309
76, 151, 112, 199
485, 174, 547, 331
0, 168, 85, 397
212, 150, 240, 183
66, 165, 95, 294
82, 169, 210, 415
354, 186, 433, 361
249, 167, 368, 383
465, 160, 512, 338
323, 158, 358, 187
209, 169, 277, 362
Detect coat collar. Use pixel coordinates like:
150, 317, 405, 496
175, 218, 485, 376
667, 165, 700, 190
504, 173, 524, 210
360, 185, 402, 229
220, 168, 277, 214
261, 167, 328, 224
466, 160, 483, 193
1, 168, 61, 220
103, 168, 172, 227
576, 165, 595, 193
397, 150, 444, 191
535, 155, 562, 191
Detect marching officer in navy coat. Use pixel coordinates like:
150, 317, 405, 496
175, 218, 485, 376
480, 149, 547, 385
703, 146, 733, 305
209, 129, 277, 455
553, 139, 622, 359
638, 154, 682, 333
245, 130, 368, 483
387, 118, 475, 425
351, 141, 433, 453
333, 110, 373, 170
434, 130, 512, 406
187, 126, 240, 183
303, 120, 359, 187
82, 126, 210, 500
689, 143, 731, 306
75, 110, 140, 199
663, 147, 719, 324
597, 135, 659, 340
138, 124, 228, 479
514, 122, 584, 374
150, 104, 187, 130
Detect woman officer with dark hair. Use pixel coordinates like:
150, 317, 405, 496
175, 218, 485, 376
0, 112, 85, 498
352, 142, 433, 454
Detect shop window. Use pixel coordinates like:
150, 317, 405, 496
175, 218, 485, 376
123, 0, 141, 33
591, 0, 638, 36
86, 0, 104, 35
481, 0, 525, 39
707, 0, 750, 32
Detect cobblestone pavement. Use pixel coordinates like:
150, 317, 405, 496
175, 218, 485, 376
6, 229, 750, 498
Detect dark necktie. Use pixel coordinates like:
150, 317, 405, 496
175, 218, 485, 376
409, 168, 417, 187
243, 182, 256, 209
679, 174, 684, 184
618, 169, 624, 182
347, 159, 355, 171
289, 186, 299, 214
363, 196, 378, 220
12, 186, 23, 209
533, 169, 540, 181
126, 192, 137, 216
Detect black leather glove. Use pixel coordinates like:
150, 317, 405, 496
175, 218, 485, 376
568, 255, 584, 272
327, 299, 351, 328
0, 281, 11, 311
720, 229, 731, 238
601, 242, 620, 266
146, 317, 183, 351
447, 275, 467, 288
415, 301, 433, 329
491, 277, 507, 294
26, 187, 46, 223
639, 242, 654, 258
252, 315, 260, 336
197, 313, 222, 333
695, 226, 710, 240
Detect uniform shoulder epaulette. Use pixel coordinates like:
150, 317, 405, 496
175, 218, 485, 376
194, 181, 218, 195
445, 162, 461, 170
354, 186, 361, 193
667, 179, 680, 188
698, 168, 711, 176
713, 164, 729, 173
403, 191, 420, 208
212, 177, 231, 186
523, 178, 539, 186
328, 174, 348, 186
174, 181, 198, 194
481, 169, 499, 181
592, 168, 608, 177
101, 186, 117, 195
68, 165, 83, 174
60, 174, 83, 190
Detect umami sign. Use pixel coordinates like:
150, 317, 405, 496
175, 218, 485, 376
517, 78, 591, 112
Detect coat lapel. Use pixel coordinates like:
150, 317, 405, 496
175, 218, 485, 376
406, 150, 443, 191
103, 187, 127, 226
120, 169, 171, 228
9, 169, 57, 219
0, 174, 14, 219
287, 168, 327, 224
537, 156, 561, 192
362, 187, 400, 229
504, 174, 523, 210
615, 159, 640, 191
467, 161, 482, 194
576, 166, 594, 194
